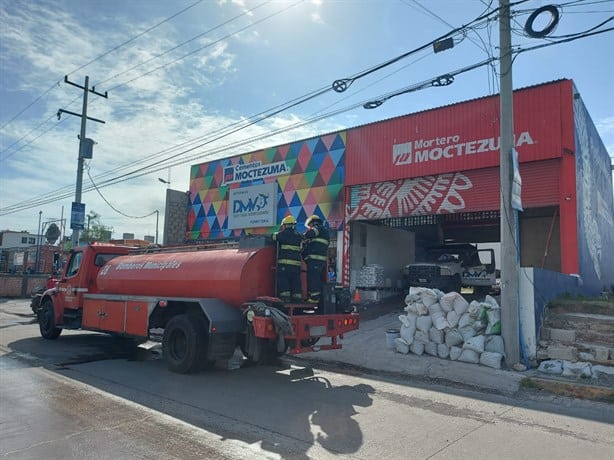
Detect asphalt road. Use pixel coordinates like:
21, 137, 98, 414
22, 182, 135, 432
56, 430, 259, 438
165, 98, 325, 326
1, 298, 612, 460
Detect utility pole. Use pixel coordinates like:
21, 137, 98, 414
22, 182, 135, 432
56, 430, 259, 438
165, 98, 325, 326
499, 0, 521, 365
57, 75, 107, 247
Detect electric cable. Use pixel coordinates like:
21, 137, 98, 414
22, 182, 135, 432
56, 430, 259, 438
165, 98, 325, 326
0, 0, 205, 133
96, 0, 273, 87
86, 165, 157, 219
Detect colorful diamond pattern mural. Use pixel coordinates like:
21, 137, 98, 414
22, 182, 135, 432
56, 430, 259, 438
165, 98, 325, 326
187, 132, 347, 240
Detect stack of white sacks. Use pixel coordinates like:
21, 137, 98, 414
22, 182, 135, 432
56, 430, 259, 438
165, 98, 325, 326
357, 264, 385, 288
394, 287, 506, 369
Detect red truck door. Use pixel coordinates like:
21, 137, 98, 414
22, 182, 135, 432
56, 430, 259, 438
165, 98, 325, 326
55, 250, 89, 312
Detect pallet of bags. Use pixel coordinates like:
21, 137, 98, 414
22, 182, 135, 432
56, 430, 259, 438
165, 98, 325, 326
396, 287, 505, 369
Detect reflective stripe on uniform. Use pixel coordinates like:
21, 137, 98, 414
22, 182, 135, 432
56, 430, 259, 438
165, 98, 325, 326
278, 259, 301, 266
305, 254, 327, 261
280, 244, 301, 252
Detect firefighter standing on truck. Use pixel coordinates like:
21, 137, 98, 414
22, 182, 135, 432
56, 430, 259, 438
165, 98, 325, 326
272, 215, 303, 303
303, 215, 330, 304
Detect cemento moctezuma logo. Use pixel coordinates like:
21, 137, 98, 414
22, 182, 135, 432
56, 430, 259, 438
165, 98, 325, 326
222, 160, 289, 185
392, 132, 535, 166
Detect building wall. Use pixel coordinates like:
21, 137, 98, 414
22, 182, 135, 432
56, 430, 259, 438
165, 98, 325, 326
187, 132, 346, 240
0, 232, 41, 249
164, 189, 190, 245
520, 212, 561, 272
573, 88, 614, 293
345, 80, 574, 185
0, 274, 48, 297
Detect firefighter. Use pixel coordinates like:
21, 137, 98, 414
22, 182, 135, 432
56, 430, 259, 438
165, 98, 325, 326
272, 215, 303, 303
303, 215, 330, 304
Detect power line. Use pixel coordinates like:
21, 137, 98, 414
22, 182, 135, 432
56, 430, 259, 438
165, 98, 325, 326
0, 1, 296, 161
70, 0, 206, 78
0, 57, 501, 216
97, 1, 272, 87
0, 0, 205, 134
105, 0, 302, 92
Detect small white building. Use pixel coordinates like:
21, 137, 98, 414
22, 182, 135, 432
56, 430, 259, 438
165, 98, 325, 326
0, 230, 43, 249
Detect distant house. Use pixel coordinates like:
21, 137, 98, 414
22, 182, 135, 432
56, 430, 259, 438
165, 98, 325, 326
0, 230, 42, 249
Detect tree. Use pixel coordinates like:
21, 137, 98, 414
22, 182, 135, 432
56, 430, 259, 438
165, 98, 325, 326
80, 211, 113, 243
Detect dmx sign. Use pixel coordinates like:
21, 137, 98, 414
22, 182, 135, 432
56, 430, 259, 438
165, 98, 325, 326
228, 182, 277, 229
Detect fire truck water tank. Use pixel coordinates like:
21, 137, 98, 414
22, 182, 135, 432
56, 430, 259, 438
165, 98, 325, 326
96, 246, 276, 307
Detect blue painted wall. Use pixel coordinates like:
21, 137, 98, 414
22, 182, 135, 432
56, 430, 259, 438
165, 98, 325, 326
573, 88, 614, 294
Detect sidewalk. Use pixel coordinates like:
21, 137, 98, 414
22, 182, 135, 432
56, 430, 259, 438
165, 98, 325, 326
291, 296, 614, 400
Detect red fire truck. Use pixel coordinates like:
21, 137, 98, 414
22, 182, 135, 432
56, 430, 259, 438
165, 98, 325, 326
35, 240, 359, 373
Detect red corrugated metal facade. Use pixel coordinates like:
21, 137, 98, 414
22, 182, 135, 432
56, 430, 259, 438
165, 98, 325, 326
347, 159, 561, 220
346, 80, 575, 185
340, 80, 579, 282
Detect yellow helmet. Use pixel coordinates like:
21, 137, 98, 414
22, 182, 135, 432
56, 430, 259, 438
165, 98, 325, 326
305, 215, 322, 227
281, 215, 296, 226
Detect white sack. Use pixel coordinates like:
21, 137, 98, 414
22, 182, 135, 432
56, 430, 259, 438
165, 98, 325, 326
459, 349, 480, 364
394, 338, 410, 354
468, 300, 483, 319
459, 325, 476, 341
463, 335, 485, 353
400, 325, 415, 344
439, 292, 454, 312
484, 295, 500, 309
472, 320, 486, 333
437, 343, 450, 359
414, 330, 429, 343
410, 341, 425, 356
446, 310, 460, 328
424, 342, 438, 356
431, 311, 449, 330
405, 302, 428, 316
399, 314, 417, 343
449, 346, 462, 361
445, 329, 464, 347
485, 335, 506, 356
537, 360, 563, 375
429, 327, 444, 344
479, 351, 503, 369
421, 289, 439, 307
453, 295, 470, 316
562, 361, 592, 379
458, 313, 472, 328
416, 315, 432, 333
428, 302, 443, 315
405, 292, 420, 304
486, 308, 502, 335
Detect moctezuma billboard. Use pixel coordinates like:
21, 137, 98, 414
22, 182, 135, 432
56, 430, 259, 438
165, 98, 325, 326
187, 132, 346, 240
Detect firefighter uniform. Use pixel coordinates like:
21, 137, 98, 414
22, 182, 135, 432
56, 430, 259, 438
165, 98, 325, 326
303, 215, 329, 304
272, 216, 303, 303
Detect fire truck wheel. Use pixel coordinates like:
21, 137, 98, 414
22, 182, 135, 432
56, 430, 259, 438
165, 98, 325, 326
39, 299, 61, 340
163, 314, 206, 374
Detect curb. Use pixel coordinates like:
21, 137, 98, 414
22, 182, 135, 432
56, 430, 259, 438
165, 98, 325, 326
522, 376, 614, 403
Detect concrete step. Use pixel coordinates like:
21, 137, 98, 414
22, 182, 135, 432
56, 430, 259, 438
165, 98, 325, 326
546, 298, 614, 316
542, 312, 614, 348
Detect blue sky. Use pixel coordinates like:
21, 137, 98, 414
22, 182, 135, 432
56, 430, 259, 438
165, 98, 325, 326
1, 0, 613, 241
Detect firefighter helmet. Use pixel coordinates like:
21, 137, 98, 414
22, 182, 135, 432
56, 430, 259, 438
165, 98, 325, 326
305, 215, 322, 227
281, 215, 296, 226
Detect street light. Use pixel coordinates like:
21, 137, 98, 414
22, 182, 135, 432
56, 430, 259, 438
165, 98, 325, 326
158, 177, 171, 187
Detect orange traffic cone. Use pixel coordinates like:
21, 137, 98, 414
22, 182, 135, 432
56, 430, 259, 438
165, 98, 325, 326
353, 289, 361, 302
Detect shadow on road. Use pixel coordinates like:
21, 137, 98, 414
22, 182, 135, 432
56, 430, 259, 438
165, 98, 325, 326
6, 333, 375, 458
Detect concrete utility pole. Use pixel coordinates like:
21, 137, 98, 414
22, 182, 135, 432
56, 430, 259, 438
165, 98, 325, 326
499, 0, 521, 365
58, 75, 107, 247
